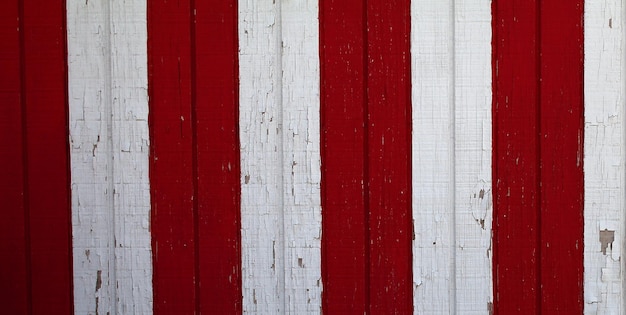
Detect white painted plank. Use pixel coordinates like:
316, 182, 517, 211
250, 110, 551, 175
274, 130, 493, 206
412, 0, 492, 313
68, 0, 152, 314
454, 0, 493, 313
239, 0, 321, 313
584, 0, 625, 313
280, 0, 322, 313
412, 1, 455, 313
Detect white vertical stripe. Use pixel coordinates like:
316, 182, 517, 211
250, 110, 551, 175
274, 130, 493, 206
412, 0, 492, 313
584, 0, 625, 313
239, 0, 321, 313
412, 1, 455, 313
453, 0, 493, 312
68, 0, 152, 313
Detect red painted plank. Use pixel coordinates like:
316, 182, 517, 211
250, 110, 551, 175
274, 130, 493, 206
0, 1, 29, 313
321, 0, 412, 313
148, 0, 242, 313
493, 0, 584, 313
0, 0, 73, 313
365, 0, 412, 313
149, 0, 196, 312
23, 2, 73, 312
195, 1, 242, 313
493, 1, 540, 312
539, 1, 584, 312
320, 0, 368, 312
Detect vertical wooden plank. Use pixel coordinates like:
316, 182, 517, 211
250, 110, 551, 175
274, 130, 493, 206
280, 1, 322, 313
539, 1, 584, 313
150, 0, 244, 312
239, 1, 284, 312
411, 1, 455, 313
584, 0, 625, 313
494, 0, 584, 313
21, 0, 74, 313
412, 1, 493, 313
0, 1, 28, 313
108, 1, 152, 313
240, 0, 322, 313
68, 0, 152, 313
148, 0, 196, 313
493, 1, 541, 313
195, 0, 242, 313
454, 0, 493, 313
366, 0, 413, 313
68, 1, 116, 312
320, 0, 367, 312
321, 0, 412, 313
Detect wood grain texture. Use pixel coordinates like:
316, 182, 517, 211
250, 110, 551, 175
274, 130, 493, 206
412, 0, 493, 313
148, 0, 241, 313
68, 0, 152, 313
493, 0, 584, 313
0, 0, 74, 313
584, 0, 625, 313
239, 0, 322, 313
320, 0, 412, 313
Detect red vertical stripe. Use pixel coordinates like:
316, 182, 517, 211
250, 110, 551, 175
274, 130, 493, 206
493, 0, 584, 313
195, 1, 242, 313
148, 0, 241, 313
0, 1, 28, 313
366, 0, 413, 312
321, 0, 368, 312
321, 0, 413, 313
538, 1, 584, 312
0, 0, 73, 313
149, 0, 195, 311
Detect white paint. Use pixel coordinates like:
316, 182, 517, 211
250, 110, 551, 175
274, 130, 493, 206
68, 0, 152, 314
411, 0, 492, 313
239, 0, 321, 314
584, 0, 625, 313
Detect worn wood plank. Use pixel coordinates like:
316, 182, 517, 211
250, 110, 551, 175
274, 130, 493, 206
538, 1, 584, 313
584, 0, 625, 313
493, 1, 541, 312
412, 1, 492, 313
321, 0, 412, 312
68, 0, 152, 313
239, 0, 321, 313
411, 1, 455, 313
195, 0, 242, 313
319, 0, 368, 312
0, 1, 29, 313
148, 0, 196, 312
493, 0, 584, 313
22, 0, 74, 313
366, 1, 413, 313
453, 0, 493, 313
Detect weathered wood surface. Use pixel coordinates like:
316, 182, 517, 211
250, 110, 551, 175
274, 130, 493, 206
68, 0, 151, 313
584, 0, 626, 313
4, 1, 626, 314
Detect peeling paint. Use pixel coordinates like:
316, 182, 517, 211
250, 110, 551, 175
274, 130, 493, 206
599, 229, 615, 255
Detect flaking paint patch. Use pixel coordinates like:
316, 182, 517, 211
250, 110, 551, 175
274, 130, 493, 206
95, 270, 102, 292
599, 229, 615, 255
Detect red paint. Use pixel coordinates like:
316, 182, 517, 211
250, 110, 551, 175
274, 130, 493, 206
195, 1, 242, 313
148, 0, 241, 313
321, 0, 413, 313
493, 0, 584, 313
0, 0, 73, 313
